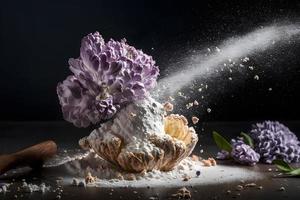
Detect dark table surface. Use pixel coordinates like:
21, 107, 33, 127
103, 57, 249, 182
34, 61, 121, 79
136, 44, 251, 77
0, 121, 300, 200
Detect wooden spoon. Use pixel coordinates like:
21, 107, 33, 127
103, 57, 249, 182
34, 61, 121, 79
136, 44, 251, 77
0, 140, 57, 175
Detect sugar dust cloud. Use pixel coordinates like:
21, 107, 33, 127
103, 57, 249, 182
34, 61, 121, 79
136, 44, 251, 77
154, 24, 300, 100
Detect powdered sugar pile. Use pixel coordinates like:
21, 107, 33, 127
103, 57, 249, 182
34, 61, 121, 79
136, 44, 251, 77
52, 152, 264, 188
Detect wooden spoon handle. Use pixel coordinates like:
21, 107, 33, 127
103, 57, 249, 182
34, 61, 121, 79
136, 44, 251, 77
0, 140, 57, 175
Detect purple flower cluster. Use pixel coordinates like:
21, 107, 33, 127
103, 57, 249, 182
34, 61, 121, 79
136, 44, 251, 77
250, 121, 300, 163
230, 139, 260, 166
217, 138, 260, 166
217, 139, 260, 166
57, 32, 159, 127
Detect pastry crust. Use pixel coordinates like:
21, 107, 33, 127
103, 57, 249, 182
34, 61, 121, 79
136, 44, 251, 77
79, 98, 198, 172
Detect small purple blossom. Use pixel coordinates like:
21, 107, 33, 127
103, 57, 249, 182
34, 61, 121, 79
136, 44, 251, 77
57, 32, 159, 127
250, 121, 300, 164
216, 150, 230, 160
230, 139, 260, 166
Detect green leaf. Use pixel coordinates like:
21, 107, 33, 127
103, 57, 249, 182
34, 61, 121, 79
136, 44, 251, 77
287, 168, 300, 176
240, 132, 254, 148
273, 160, 294, 172
212, 131, 232, 152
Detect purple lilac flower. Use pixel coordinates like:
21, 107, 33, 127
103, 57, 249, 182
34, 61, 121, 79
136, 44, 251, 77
57, 32, 159, 127
230, 139, 260, 166
216, 150, 230, 160
250, 121, 300, 164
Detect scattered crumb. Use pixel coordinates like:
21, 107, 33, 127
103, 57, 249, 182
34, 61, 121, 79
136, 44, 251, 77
191, 155, 200, 162
242, 57, 250, 62
0, 183, 8, 193
182, 175, 191, 181
163, 102, 174, 112
20, 181, 50, 193
208, 158, 217, 166
236, 185, 244, 191
168, 96, 175, 102
193, 100, 199, 106
177, 92, 187, 99
245, 183, 256, 187
226, 190, 231, 194
85, 172, 97, 184
202, 158, 217, 167
172, 187, 191, 199
254, 75, 259, 80
202, 159, 212, 167
186, 102, 193, 109
268, 168, 272, 172
192, 116, 199, 124
207, 108, 212, 113
116, 172, 124, 180
126, 174, 136, 180
257, 186, 263, 190
130, 112, 137, 117
279, 186, 285, 191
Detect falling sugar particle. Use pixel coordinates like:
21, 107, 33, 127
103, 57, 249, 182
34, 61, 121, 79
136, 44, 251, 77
155, 25, 300, 99
254, 75, 260, 80
268, 88, 272, 91
228, 77, 232, 81
243, 57, 250, 62
207, 108, 212, 113
193, 100, 199, 105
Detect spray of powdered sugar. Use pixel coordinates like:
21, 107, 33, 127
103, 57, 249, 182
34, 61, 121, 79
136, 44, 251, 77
154, 24, 300, 99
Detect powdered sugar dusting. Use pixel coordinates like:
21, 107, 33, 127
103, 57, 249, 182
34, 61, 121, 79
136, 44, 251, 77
54, 152, 264, 188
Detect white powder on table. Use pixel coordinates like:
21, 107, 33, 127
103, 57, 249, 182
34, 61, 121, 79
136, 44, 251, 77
53, 152, 264, 188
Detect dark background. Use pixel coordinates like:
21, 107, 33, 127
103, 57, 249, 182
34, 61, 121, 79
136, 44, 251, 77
1, 0, 300, 122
